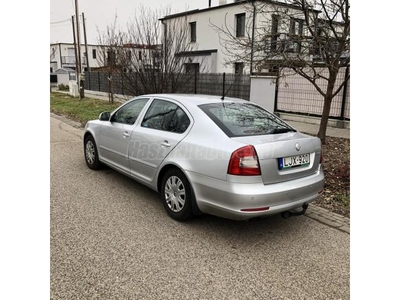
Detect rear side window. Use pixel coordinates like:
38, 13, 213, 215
198, 102, 295, 137
141, 99, 190, 133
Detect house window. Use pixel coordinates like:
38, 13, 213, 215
190, 22, 197, 42
236, 13, 245, 37
185, 63, 199, 74
107, 50, 116, 66
234, 62, 244, 74
289, 18, 303, 53
270, 15, 280, 51
139, 51, 142, 61
92, 49, 97, 59
127, 50, 132, 60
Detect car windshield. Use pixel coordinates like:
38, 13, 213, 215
199, 102, 295, 137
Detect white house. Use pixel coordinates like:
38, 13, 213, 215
50, 43, 103, 73
160, 0, 334, 74
50, 42, 164, 75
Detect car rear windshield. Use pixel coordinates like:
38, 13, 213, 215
198, 102, 295, 137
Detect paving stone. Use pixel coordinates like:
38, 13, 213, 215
338, 225, 350, 234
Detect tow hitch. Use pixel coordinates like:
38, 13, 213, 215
281, 203, 309, 219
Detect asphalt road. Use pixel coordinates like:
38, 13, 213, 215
50, 115, 350, 300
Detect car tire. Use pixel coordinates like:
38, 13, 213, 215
84, 135, 101, 170
160, 168, 193, 221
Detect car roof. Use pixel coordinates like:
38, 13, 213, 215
139, 94, 247, 108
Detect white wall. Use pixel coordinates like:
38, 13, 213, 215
163, 1, 313, 74
180, 4, 254, 74
249, 76, 276, 112
56, 73, 71, 86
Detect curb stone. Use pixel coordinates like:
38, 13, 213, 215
50, 112, 350, 234
306, 204, 350, 234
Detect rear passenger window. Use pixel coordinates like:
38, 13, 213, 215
141, 99, 190, 133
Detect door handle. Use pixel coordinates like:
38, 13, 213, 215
123, 131, 130, 138
161, 140, 171, 147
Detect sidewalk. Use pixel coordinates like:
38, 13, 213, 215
286, 120, 350, 139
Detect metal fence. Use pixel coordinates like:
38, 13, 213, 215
195, 73, 251, 100
83, 72, 251, 100
82, 69, 349, 121
276, 66, 350, 120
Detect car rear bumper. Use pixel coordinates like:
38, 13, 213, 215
186, 166, 325, 220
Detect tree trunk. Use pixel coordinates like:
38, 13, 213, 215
317, 95, 333, 144
317, 73, 337, 144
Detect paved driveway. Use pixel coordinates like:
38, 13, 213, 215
50, 115, 349, 299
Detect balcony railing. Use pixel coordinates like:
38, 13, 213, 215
61, 56, 87, 65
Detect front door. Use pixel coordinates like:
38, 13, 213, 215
98, 98, 150, 174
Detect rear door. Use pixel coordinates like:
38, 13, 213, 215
129, 98, 192, 182
98, 98, 150, 173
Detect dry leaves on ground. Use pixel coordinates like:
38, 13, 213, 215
314, 136, 350, 218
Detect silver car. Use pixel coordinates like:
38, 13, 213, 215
83, 94, 324, 221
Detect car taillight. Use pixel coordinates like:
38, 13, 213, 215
228, 145, 261, 176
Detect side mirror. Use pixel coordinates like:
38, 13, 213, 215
99, 112, 110, 121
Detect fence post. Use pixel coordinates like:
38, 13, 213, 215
194, 71, 197, 94
121, 74, 124, 95
222, 72, 226, 98
171, 73, 174, 93
98, 72, 100, 92
340, 65, 350, 120
274, 71, 279, 114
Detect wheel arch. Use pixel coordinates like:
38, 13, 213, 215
157, 164, 202, 216
83, 131, 94, 143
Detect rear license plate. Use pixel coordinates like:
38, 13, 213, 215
279, 154, 310, 170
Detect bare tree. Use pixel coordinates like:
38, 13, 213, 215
96, 6, 206, 103
212, 0, 350, 144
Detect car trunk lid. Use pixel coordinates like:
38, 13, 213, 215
231, 132, 322, 184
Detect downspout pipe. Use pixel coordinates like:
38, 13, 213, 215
250, 0, 256, 75
160, 19, 167, 74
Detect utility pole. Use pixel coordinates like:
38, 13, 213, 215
74, 0, 84, 99
82, 12, 90, 72
71, 16, 79, 87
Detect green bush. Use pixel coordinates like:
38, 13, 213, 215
334, 194, 350, 208
58, 83, 69, 91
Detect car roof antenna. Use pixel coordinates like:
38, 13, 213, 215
221, 73, 226, 100
221, 72, 241, 101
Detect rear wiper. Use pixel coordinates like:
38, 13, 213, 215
271, 128, 296, 134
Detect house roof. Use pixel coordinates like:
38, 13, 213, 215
175, 49, 218, 57
50, 42, 101, 47
123, 43, 163, 49
159, 0, 320, 21
53, 67, 75, 74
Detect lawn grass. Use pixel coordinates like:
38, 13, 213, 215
50, 92, 121, 125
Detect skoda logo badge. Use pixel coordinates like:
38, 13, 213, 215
295, 143, 301, 151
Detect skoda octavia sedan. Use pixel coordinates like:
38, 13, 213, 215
83, 94, 324, 221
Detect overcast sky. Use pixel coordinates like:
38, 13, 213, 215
50, 0, 223, 44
